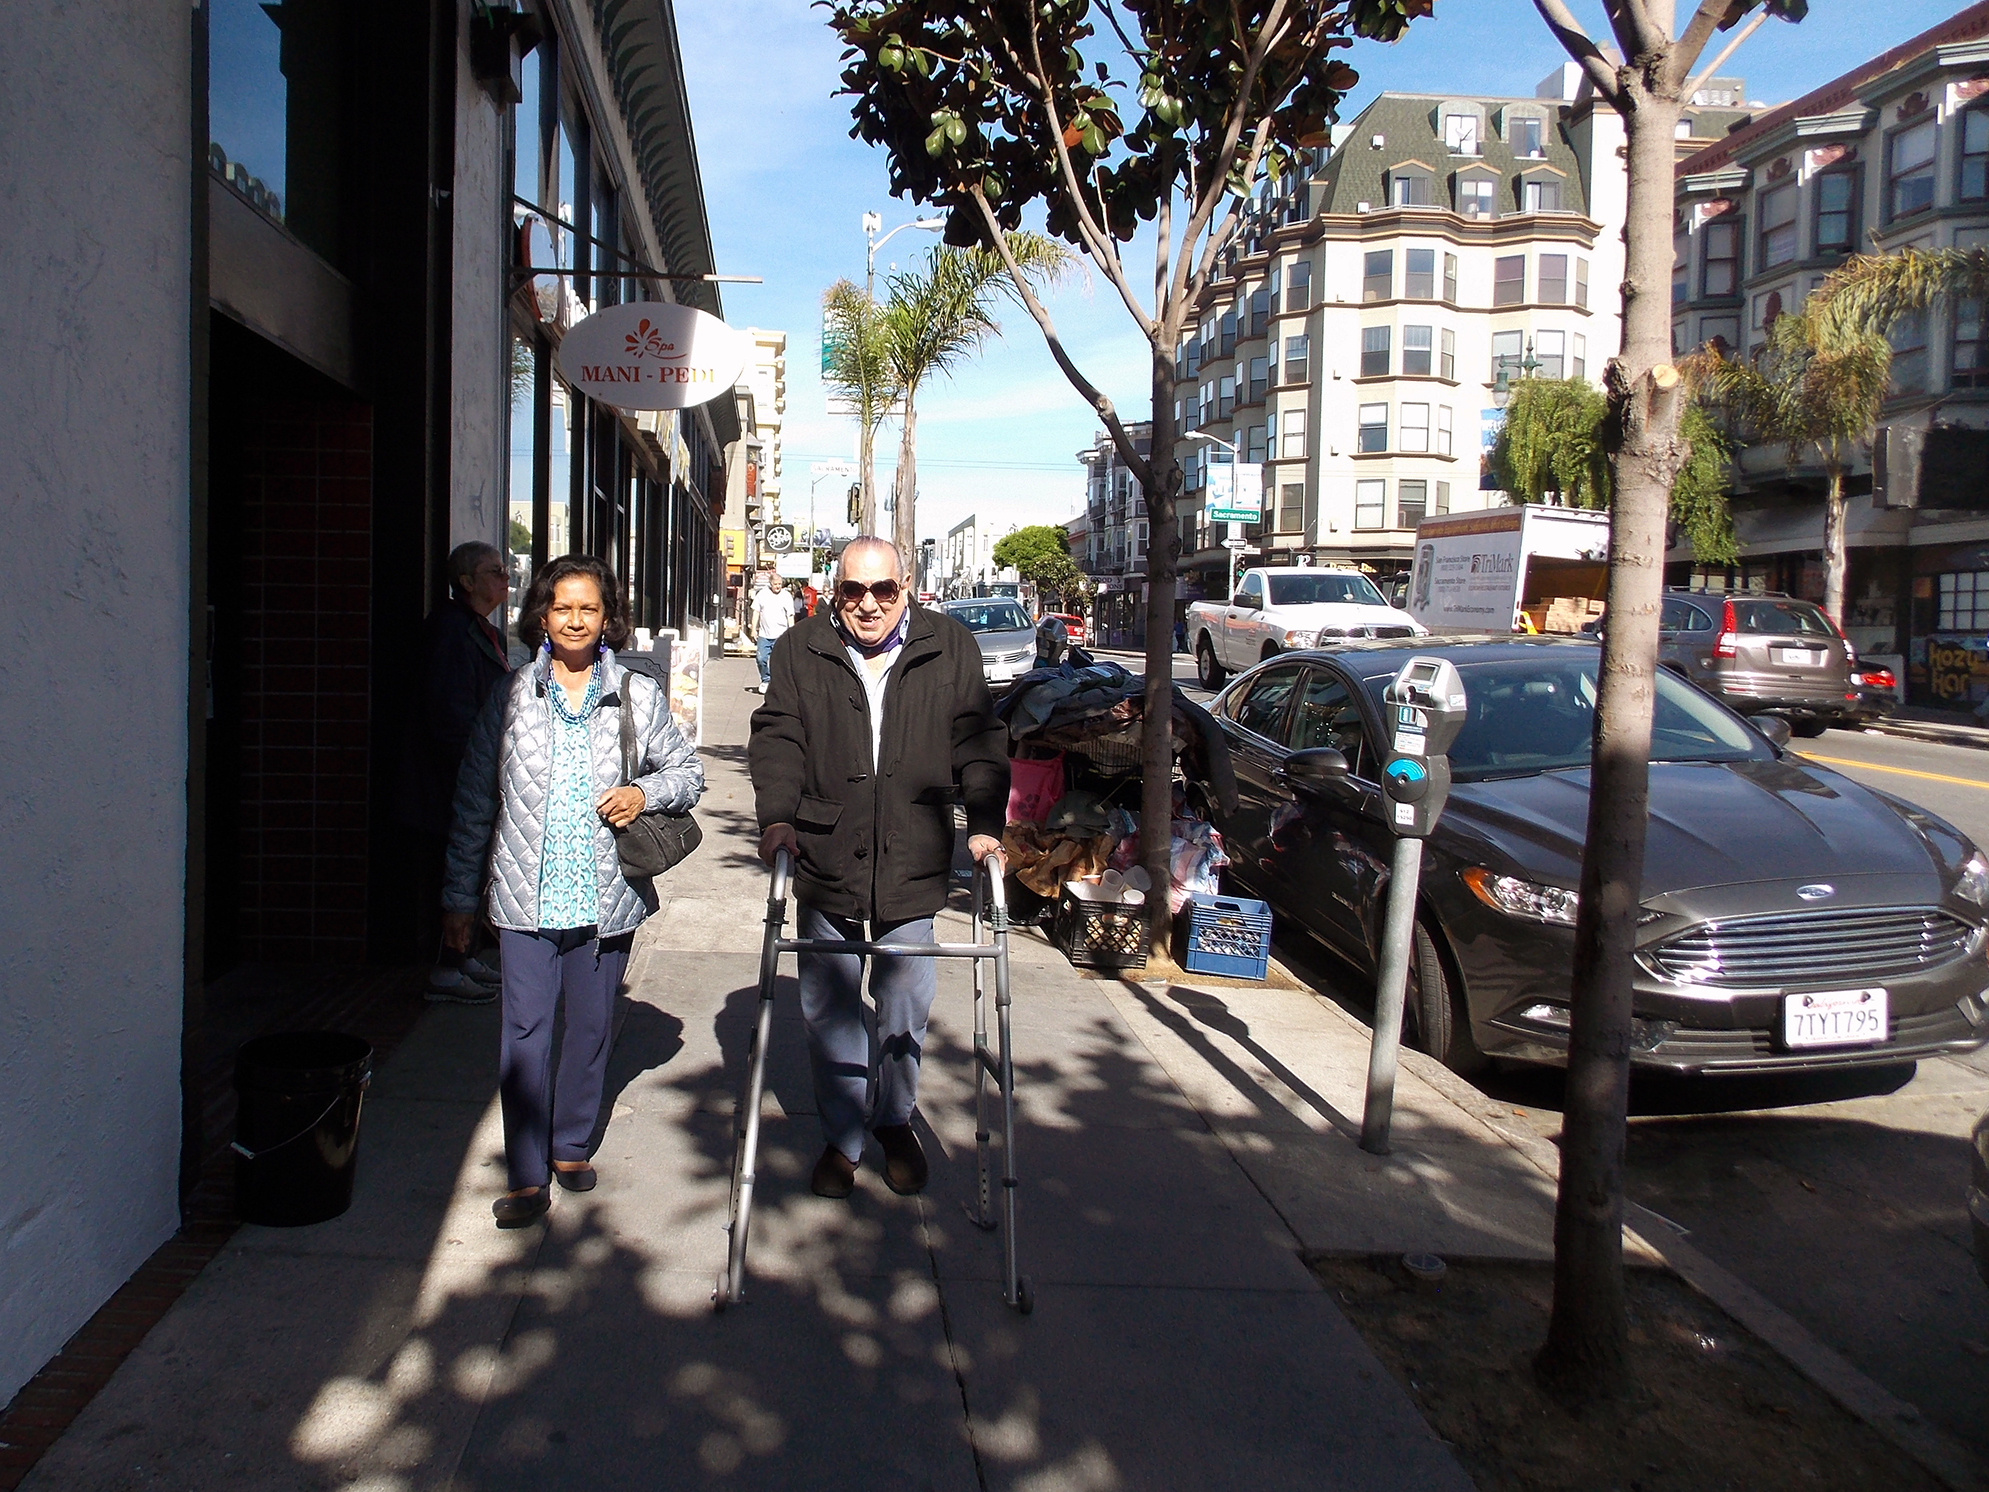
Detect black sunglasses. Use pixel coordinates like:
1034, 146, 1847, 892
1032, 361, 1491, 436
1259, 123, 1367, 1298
837, 578, 903, 606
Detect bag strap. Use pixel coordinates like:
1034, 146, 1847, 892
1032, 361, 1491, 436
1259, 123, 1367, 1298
617, 670, 638, 786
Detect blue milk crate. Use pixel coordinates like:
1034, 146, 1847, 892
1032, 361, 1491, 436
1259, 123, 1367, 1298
1178, 894, 1273, 980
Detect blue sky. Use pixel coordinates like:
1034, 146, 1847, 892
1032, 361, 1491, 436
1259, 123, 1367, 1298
676, 0, 1964, 545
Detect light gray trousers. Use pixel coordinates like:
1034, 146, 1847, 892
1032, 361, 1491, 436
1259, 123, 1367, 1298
795, 903, 937, 1163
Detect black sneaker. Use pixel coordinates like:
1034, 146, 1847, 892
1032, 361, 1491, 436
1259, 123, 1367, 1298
874, 1122, 928, 1196
425, 968, 498, 1005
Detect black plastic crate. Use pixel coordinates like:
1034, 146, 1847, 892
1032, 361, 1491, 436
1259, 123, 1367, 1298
1052, 888, 1148, 971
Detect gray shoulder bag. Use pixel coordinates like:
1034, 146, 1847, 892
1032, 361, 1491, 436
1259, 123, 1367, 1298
613, 666, 702, 879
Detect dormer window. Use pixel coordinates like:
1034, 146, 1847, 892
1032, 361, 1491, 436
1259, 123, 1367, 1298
1444, 113, 1479, 154
1503, 108, 1549, 158
1456, 172, 1498, 219
1389, 167, 1435, 207
1522, 177, 1562, 213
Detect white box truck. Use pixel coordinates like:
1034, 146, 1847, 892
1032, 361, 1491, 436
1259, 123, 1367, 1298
1406, 504, 1612, 635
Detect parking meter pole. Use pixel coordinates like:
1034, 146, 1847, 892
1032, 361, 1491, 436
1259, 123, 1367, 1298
1361, 837, 1424, 1155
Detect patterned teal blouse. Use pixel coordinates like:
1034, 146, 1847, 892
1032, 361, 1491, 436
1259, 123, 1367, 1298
538, 662, 603, 930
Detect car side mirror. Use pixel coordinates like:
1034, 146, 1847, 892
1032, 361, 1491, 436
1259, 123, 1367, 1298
1232, 593, 1256, 609
1285, 747, 1351, 784
1755, 715, 1792, 750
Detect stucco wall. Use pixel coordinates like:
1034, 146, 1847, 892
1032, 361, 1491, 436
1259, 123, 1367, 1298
0, 5, 192, 1402
451, 2, 508, 557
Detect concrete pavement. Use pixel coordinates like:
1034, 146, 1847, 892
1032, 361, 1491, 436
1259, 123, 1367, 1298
20, 653, 1597, 1490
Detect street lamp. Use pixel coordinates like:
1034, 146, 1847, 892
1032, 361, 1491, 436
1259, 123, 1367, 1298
1491, 337, 1545, 407
864, 211, 947, 299
1185, 430, 1254, 601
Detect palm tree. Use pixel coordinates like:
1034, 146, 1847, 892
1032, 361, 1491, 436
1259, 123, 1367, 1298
880, 235, 1070, 560
821, 280, 901, 533
1698, 310, 1890, 625
1811, 246, 1989, 344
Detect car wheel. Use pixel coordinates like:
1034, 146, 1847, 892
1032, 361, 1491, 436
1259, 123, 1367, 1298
1196, 639, 1226, 690
1789, 719, 1830, 738
1261, 642, 1280, 661
1405, 919, 1486, 1075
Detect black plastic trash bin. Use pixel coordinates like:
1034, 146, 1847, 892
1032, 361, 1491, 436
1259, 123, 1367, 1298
232, 1031, 373, 1226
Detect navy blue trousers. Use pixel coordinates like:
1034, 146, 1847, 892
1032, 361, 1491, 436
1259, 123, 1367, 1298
497, 927, 632, 1191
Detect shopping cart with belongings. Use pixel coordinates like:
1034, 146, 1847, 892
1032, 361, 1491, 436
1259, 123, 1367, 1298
714, 848, 1031, 1314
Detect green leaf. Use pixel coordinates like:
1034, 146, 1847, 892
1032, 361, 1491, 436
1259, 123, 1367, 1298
925, 124, 949, 156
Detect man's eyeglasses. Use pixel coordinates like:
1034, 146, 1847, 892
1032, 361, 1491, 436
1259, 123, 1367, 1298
837, 579, 903, 607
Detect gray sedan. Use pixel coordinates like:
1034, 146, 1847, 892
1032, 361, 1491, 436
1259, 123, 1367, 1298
940, 599, 1038, 690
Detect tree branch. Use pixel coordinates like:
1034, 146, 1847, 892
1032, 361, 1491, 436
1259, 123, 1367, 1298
1531, 0, 1624, 103
1604, 0, 1666, 61
1670, 0, 1741, 90
1682, 8, 1766, 100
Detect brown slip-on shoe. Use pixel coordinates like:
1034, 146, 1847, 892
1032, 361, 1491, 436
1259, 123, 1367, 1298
492, 1188, 550, 1228
552, 1163, 596, 1193
874, 1122, 929, 1196
811, 1145, 858, 1199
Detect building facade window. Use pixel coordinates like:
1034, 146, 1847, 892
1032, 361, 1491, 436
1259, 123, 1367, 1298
1219, 311, 1237, 356
1512, 114, 1544, 156
1458, 176, 1496, 219
1278, 483, 1305, 533
1391, 172, 1435, 207
1356, 403, 1388, 453
1674, 230, 1689, 304
1436, 405, 1453, 456
1758, 182, 1798, 269
1444, 253, 1459, 303
1283, 408, 1308, 459
1887, 119, 1937, 221
1523, 178, 1562, 213
1248, 286, 1271, 335
1247, 355, 1268, 404
1815, 168, 1860, 254
1355, 479, 1386, 529
1493, 254, 1525, 306
1535, 329, 1565, 379
1938, 571, 1989, 630
1284, 334, 1310, 384
1444, 112, 1479, 153
1698, 316, 1738, 355
1435, 479, 1451, 515
1702, 221, 1739, 296
1403, 324, 1433, 376
1400, 402, 1430, 452
1363, 250, 1393, 303
1361, 325, 1391, 377
1406, 248, 1436, 299
1217, 374, 1235, 420
1965, 108, 1989, 202
1539, 253, 1568, 304
1397, 480, 1429, 528
1575, 257, 1589, 309
1572, 333, 1588, 378
1491, 329, 1523, 386
1286, 258, 1312, 311
1889, 307, 1928, 393
1955, 299, 1989, 389
1245, 421, 1268, 462
1440, 328, 1456, 381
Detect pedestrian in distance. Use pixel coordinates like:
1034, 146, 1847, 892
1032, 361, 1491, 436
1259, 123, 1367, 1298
396, 540, 513, 1005
750, 567, 791, 694
749, 536, 1009, 1199
443, 555, 705, 1229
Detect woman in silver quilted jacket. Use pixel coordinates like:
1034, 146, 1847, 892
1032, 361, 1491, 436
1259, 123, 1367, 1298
442, 555, 704, 1228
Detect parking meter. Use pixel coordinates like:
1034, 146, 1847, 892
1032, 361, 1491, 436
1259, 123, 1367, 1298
1363, 656, 1468, 1155
1380, 658, 1469, 839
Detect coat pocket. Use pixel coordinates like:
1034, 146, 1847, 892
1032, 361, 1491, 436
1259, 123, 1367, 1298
795, 794, 843, 829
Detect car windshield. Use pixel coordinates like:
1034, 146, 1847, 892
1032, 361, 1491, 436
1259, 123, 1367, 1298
1361, 653, 1770, 781
1268, 573, 1386, 607
948, 602, 1030, 632
1731, 599, 1835, 637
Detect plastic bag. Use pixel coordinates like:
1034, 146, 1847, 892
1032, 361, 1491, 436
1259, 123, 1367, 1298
1006, 752, 1066, 826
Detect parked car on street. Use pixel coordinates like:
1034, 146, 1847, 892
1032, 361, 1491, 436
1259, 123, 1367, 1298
940, 597, 1038, 691
1198, 637, 1989, 1076
1187, 566, 1422, 689
1846, 655, 1901, 726
1041, 612, 1087, 647
1657, 590, 1858, 737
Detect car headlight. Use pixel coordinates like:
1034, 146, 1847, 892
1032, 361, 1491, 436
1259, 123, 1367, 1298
1957, 852, 1989, 907
1284, 627, 1315, 647
1462, 867, 1580, 926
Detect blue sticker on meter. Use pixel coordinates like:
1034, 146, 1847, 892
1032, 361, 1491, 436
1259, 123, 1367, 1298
1385, 759, 1428, 785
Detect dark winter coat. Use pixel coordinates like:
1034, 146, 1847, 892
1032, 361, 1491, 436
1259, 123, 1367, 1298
749, 605, 1009, 923
396, 599, 513, 835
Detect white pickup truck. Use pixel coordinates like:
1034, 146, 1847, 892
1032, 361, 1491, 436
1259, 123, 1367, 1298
1187, 566, 1425, 688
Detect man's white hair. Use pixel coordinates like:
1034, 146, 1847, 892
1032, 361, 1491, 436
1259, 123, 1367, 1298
835, 535, 908, 582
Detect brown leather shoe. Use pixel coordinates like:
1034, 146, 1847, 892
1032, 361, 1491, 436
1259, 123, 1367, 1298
874, 1122, 928, 1196
811, 1145, 858, 1199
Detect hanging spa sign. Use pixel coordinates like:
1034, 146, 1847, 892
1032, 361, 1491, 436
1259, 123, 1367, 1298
555, 301, 750, 411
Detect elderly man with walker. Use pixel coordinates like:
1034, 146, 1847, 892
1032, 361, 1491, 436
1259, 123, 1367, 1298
748, 536, 1010, 1200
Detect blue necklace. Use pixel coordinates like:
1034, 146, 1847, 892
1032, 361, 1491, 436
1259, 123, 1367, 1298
548, 656, 602, 723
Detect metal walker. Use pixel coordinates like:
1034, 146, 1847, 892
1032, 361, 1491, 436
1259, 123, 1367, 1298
715, 848, 1030, 1314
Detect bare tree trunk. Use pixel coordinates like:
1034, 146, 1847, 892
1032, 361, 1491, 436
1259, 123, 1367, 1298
1140, 347, 1180, 954
894, 393, 920, 565
858, 419, 879, 535
1536, 80, 1689, 1405
1822, 460, 1847, 626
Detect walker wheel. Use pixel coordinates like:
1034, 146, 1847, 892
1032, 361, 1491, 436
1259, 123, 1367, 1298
713, 1276, 730, 1314
1015, 1276, 1034, 1316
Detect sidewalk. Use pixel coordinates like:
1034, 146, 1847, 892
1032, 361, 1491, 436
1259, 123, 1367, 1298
19, 654, 1584, 1491
1866, 705, 1989, 752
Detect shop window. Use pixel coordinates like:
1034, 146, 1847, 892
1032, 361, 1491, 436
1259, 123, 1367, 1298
1436, 406, 1454, 456
1284, 334, 1310, 385
1356, 403, 1388, 453
1938, 571, 1989, 630
1539, 254, 1568, 305
1965, 108, 1989, 203
1286, 258, 1312, 312
1887, 120, 1937, 221
1355, 480, 1386, 530
1815, 168, 1861, 254
1493, 255, 1525, 307
1403, 324, 1433, 376
1444, 253, 1459, 303
1363, 251, 1393, 303
1889, 308, 1928, 394
1440, 328, 1456, 381
1703, 221, 1739, 297
1458, 176, 1497, 219
1406, 248, 1436, 300
1400, 403, 1430, 453
1758, 182, 1798, 270
1278, 484, 1305, 534
1535, 330, 1565, 379
1954, 299, 1989, 389
208, 0, 345, 261
1283, 409, 1308, 459
1397, 480, 1429, 528
1361, 325, 1391, 377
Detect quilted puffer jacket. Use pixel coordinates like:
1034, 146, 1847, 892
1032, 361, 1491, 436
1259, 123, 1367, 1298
443, 651, 705, 936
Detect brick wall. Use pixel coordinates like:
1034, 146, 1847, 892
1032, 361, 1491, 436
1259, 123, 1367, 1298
235, 401, 373, 961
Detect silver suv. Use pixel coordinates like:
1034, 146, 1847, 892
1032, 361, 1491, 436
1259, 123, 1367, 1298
1658, 590, 1855, 737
